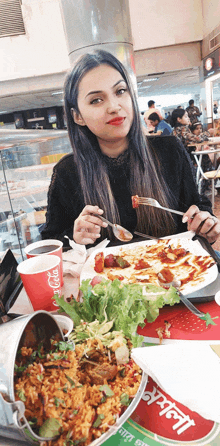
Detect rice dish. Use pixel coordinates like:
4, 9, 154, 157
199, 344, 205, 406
14, 337, 142, 445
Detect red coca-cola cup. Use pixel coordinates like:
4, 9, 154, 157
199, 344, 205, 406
24, 239, 63, 285
17, 255, 62, 312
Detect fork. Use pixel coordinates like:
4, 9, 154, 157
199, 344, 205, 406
136, 197, 184, 216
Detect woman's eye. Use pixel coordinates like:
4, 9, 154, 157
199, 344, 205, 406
90, 97, 102, 104
117, 88, 127, 95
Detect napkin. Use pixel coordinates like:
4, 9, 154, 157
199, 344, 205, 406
62, 237, 109, 277
131, 343, 220, 423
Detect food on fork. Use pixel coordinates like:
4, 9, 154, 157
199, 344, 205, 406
132, 195, 139, 208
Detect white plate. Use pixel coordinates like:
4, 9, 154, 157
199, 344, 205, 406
80, 237, 218, 297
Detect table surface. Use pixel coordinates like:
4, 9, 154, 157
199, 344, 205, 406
191, 147, 220, 154
2, 243, 220, 446
188, 137, 220, 148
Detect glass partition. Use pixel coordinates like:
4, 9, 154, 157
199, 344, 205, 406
0, 129, 71, 261
212, 75, 220, 132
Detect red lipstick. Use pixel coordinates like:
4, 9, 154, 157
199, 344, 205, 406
107, 117, 125, 126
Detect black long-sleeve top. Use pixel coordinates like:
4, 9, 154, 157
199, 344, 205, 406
41, 135, 212, 246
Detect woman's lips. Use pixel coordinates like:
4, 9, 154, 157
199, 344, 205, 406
107, 117, 125, 126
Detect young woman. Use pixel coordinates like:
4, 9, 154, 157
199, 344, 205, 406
41, 51, 220, 246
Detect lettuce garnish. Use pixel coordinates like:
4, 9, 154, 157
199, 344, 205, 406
54, 279, 179, 347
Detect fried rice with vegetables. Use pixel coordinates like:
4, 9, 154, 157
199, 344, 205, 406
14, 337, 142, 446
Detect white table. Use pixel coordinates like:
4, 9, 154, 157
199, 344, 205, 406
189, 137, 220, 181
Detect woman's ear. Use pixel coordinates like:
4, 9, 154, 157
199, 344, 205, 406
71, 108, 86, 126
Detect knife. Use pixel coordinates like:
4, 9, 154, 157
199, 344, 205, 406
134, 231, 161, 240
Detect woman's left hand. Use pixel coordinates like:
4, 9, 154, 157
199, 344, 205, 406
182, 205, 220, 244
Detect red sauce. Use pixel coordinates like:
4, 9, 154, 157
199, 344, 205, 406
134, 259, 150, 270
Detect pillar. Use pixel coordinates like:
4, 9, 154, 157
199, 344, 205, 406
59, 0, 136, 86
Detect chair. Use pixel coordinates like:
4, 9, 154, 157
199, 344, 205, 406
198, 165, 220, 207
40, 153, 67, 164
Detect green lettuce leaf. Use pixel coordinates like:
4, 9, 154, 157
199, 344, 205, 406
55, 279, 180, 346
53, 295, 82, 326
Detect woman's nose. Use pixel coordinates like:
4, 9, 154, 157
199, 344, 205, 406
107, 98, 121, 113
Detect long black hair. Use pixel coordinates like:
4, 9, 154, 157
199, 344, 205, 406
170, 108, 185, 128
64, 50, 176, 237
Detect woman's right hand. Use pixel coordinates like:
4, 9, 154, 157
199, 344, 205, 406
73, 205, 108, 245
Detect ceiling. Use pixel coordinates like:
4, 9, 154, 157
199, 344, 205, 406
137, 67, 200, 98
0, 88, 64, 115
0, 66, 201, 116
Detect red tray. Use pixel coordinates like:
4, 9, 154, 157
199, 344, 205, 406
137, 300, 220, 341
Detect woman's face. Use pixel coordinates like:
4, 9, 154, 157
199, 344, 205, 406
192, 125, 202, 135
177, 112, 190, 126
73, 64, 134, 147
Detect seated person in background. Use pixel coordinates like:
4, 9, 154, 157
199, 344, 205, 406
143, 100, 163, 132
189, 121, 214, 163
171, 109, 214, 193
41, 50, 220, 247
147, 112, 172, 136
171, 109, 212, 153
190, 121, 209, 136
190, 121, 216, 137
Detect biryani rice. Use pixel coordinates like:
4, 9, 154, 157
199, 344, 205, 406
14, 338, 142, 446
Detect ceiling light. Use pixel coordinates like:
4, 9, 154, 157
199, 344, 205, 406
143, 77, 159, 83
51, 91, 63, 96
138, 85, 151, 89
0, 111, 7, 114
149, 72, 165, 76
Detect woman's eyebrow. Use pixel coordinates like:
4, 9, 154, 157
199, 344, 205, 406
85, 79, 125, 98
85, 90, 102, 98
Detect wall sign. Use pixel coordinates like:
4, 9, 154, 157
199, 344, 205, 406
203, 48, 220, 79
205, 57, 214, 71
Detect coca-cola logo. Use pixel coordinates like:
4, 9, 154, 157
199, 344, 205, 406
130, 377, 215, 443
47, 268, 61, 297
